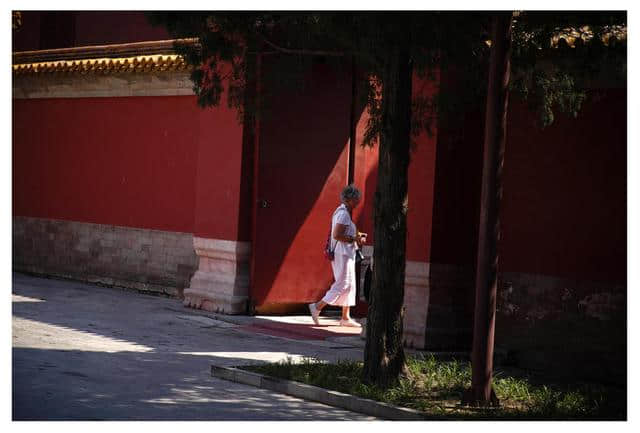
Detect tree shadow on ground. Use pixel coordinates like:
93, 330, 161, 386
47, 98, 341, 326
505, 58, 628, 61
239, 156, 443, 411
11, 273, 371, 420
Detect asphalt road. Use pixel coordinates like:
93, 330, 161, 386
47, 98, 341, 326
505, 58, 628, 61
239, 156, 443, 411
12, 272, 375, 420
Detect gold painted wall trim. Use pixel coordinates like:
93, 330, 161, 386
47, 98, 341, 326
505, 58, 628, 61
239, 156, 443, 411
13, 54, 190, 76
12, 39, 199, 99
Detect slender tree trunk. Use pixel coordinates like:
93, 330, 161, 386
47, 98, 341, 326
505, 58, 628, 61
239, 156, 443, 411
362, 37, 412, 389
464, 12, 513, 407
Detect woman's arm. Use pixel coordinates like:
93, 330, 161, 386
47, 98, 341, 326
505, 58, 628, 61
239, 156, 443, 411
333, 223, 356, 243
333, 224, 366, 244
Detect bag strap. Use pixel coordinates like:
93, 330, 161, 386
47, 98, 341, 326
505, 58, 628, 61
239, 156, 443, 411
328, 205, 345, 251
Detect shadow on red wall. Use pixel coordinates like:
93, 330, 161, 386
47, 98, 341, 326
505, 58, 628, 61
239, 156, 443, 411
501, 90, 627, 284
251, 56, 362, 311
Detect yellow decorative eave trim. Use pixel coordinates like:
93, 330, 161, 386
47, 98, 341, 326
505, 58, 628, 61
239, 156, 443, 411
13, 54, 191, 76
485, 25, 627, 49
12, 38, 199, 76
551, 25, 627, 48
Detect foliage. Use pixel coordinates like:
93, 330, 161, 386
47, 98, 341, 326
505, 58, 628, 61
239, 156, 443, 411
147, 12, 489, 144
148, 12, 255, 115
243, 355, 625, 419
12, 11, 23, 30
147, 11, 625, 134
510, 11, 626, 126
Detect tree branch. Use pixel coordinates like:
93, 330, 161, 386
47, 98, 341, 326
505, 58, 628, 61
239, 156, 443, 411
257, 33, 345, 57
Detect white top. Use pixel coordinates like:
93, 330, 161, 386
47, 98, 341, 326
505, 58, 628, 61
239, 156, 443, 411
331, 203, 357, 258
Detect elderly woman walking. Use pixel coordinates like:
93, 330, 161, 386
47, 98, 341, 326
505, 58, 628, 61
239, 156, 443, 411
309, 184, 366, 327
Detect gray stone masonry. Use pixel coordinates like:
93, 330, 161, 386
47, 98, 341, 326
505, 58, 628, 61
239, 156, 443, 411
13, 216, 197, 297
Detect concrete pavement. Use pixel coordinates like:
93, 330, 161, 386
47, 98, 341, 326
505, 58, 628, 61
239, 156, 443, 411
12, 272, 376, 420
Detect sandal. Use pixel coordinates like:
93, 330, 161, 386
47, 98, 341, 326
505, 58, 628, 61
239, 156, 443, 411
308, 303, 320, 325
339, 319, 361, 327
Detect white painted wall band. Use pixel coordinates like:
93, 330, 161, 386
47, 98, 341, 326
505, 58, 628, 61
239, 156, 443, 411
13, 71, 195, 99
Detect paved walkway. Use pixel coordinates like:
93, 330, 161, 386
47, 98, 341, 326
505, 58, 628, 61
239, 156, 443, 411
12, 272, 376, 420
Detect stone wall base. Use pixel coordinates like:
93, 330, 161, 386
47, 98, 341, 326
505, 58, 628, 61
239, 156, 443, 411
361, 250, 471, 351
496, 271, 626, 384
425, 263, 475, 351
183, 237, 251, 315
497, 271, 625, 322
12, 216, 198, 297
403, 261, 430, 349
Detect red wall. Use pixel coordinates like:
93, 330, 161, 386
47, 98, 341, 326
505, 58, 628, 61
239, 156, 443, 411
251, 57, 352, 308
12, 64, 625, 291
406, 74, 439, 262
500, 90, 627, 284
428, 75, 485, 269
353, 73, 439, 263
415, 69, 626, 288
13, 95, 244, 240
352, 86, 377, 245
426, 85, 626, 285
193, 99, 246, 241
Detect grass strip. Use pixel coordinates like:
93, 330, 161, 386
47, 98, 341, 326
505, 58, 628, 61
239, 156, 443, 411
241, 354, 625, 420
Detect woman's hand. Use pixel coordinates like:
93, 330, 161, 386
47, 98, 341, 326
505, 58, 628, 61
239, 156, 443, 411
356, 232, 367, 246
334, 225, 367, 245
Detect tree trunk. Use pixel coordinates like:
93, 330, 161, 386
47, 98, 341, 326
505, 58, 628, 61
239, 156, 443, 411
362, 39, 412, 389
463, 12, 513, 407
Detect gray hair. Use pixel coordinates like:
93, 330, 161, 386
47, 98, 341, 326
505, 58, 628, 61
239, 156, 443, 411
340, 184, 361, 202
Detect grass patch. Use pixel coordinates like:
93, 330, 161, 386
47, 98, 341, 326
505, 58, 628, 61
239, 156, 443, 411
241, 355, 625, 420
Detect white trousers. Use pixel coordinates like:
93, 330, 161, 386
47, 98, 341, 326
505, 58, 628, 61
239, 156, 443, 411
321, 254, 356, 307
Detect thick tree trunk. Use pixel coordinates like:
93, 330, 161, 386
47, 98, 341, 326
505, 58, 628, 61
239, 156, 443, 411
362, 40, 412, 389
463, 12, 513, 407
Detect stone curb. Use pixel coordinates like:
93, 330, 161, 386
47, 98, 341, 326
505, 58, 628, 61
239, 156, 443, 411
211, 364, 427, 420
